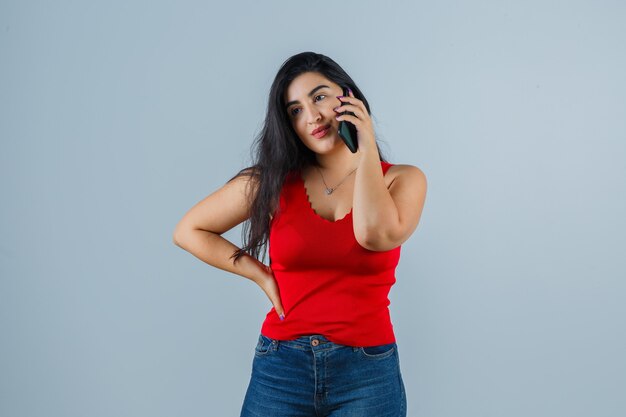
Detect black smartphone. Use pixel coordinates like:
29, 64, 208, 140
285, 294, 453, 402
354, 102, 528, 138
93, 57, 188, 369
337, 86, 358, 153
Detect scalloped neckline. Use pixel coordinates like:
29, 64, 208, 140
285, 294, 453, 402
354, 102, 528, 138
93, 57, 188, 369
297, 173, 353, 224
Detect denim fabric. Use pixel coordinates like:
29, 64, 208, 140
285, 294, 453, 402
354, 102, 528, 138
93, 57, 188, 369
240, 333, 406, 416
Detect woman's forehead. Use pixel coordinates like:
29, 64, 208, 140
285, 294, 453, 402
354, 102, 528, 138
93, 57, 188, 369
285, 75, 337, 100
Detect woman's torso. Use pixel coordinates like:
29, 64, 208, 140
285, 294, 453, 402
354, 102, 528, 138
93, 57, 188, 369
261, 160, 403, 347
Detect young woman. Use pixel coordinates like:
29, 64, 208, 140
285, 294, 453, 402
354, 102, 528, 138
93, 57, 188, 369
173, 51, 427, 417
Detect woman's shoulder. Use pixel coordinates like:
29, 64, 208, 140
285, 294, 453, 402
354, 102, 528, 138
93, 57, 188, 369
384, 161, 427, 184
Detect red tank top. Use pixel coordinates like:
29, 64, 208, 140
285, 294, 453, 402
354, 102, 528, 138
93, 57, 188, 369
260, 160, 402, 347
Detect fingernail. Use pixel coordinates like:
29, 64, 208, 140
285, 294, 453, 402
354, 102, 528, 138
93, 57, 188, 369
336, 96, 344, 99
348, 88, 353, 95
279, 313, 285, 320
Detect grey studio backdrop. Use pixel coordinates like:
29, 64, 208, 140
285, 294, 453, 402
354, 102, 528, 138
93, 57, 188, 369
1, 1, 625, 416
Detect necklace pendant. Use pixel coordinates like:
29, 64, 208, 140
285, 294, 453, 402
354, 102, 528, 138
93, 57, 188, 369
325, 188, 334, 195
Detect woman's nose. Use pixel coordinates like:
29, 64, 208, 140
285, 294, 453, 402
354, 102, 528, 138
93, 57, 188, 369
305, 107, 322, 122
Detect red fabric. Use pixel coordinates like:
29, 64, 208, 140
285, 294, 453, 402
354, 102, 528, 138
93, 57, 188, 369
260, 161, 402, 347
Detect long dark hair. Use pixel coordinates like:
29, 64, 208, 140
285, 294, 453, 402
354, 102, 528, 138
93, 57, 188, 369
227, 51, 389, 265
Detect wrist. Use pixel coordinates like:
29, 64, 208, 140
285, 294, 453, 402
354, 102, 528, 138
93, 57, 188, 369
240, 253, 271, 283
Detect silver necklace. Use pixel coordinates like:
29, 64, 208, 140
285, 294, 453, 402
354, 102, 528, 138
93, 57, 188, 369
315, 165, 358, 195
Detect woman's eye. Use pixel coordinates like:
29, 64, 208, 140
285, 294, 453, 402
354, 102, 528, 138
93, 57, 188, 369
290, 95, 326, 116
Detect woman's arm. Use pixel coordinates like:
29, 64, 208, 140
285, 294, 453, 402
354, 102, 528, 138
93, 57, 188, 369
173, 173, 266, 281
335, 89, 427, 252
173, 173, 286, 318
352, 148, 427, 252
174, 229, 269, 283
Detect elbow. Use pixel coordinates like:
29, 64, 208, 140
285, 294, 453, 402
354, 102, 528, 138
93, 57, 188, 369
360, 227, 400, 252
357, 229, 385, 252
173, 225, 213, 248
172, 232, 184, 248
172, 226, 192, 248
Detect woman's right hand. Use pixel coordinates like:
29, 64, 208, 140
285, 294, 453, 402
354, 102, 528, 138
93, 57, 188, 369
255, 264, 285, 320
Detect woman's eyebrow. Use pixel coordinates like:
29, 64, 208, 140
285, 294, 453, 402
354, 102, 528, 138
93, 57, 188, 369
285, 85, 330, 109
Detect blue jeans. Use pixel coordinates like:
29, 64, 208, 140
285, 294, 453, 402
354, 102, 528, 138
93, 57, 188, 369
240, 333, 407, 416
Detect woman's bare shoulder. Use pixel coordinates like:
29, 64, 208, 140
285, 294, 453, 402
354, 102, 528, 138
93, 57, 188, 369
384, 163, 426, 188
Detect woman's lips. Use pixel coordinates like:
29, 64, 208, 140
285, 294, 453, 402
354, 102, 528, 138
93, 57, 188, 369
312, 125, 331, 139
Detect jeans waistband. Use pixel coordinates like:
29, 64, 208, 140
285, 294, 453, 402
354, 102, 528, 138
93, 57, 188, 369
264, 333, 352, 351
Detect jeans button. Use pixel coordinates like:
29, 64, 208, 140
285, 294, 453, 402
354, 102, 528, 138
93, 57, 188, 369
311, 339, 319, 346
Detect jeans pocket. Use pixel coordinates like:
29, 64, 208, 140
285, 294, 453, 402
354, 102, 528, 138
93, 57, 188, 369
358, 342, 396, 359
254, 333, 275, 356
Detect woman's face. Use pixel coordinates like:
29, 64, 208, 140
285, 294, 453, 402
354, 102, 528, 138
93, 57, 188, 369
284, 72, 344, 153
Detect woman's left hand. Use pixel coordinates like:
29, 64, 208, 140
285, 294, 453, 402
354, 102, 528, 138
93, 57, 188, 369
334, 88, 377, 152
